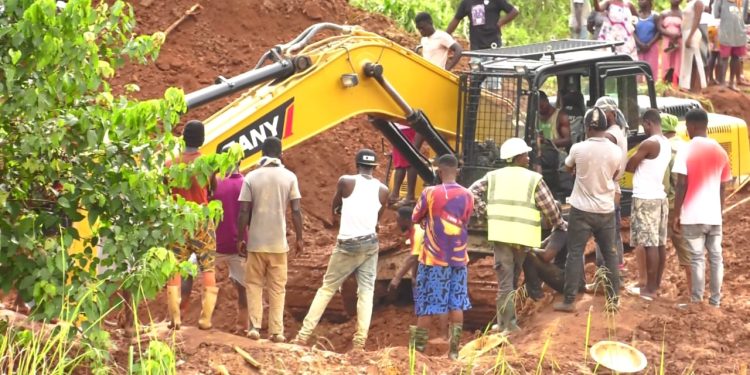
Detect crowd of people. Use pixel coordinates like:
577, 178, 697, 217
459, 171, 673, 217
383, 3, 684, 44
575, 0, 749, 92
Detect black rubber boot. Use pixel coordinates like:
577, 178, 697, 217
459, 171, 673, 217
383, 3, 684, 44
448, 323, 463, 360
408, 325, 428, 353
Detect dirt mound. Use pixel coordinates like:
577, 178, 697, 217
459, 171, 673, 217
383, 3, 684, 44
702, 86, 750, 124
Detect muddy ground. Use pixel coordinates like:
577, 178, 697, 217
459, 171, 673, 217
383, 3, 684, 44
12, 0, 750, 373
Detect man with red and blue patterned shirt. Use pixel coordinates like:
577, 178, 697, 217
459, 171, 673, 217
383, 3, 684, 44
410, 154, 474, 360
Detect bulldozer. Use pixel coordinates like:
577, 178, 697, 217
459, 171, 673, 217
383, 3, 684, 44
184, 23, 749, 326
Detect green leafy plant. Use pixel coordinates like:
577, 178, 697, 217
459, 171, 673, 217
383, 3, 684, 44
0, 0, 239, 370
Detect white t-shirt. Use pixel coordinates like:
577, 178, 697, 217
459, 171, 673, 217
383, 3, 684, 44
672, 137, 731, 225
421, 30, 457, 69
565, 137, 623, 213
569, 0, 592, 28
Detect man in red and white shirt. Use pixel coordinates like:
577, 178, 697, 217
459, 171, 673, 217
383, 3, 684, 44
672, 109, 732, 308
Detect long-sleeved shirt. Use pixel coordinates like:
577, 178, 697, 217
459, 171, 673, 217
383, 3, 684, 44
469, 175, 568, 231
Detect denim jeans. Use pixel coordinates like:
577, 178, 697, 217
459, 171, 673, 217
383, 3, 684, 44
563, 207, 620, 304
595, 205, 623, 266
296, 235, 379, 346
682, 224, 723, 306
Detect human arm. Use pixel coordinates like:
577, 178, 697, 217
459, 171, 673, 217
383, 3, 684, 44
625, 139, 657, 173
535, 179, 568, 231
411, 190, 429, 225
446, 18, 461, 35
290, 199, 304, 255
331, 176, 345, 227
388, 255, 418, 292
377, 184, 390, 233
564, 144, 577, 172
468, 175, 489, 218
648, 14, 662, 48
236, 201, 252, 257
593, 0, 608, 13
446, 42, 463, 70
553, 112, 572, 148
498, 2, 520, 29
446, 1, 467, 35
672, 174, 687, 233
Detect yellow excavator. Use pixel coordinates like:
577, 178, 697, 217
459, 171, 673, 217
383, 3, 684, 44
176, 23, 749, 324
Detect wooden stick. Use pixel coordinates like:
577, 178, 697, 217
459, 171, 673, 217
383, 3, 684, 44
233, 346, 262, 369
164, 4, 202, 36
726, 176, 750, 201
723, 195, 750, 215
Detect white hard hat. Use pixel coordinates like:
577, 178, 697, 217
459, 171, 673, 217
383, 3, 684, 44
500, 138, 532, 160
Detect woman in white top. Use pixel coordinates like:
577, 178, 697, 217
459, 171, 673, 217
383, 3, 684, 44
680, 0, 707, 92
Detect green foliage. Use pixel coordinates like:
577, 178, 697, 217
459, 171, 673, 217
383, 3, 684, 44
0, 0, 239, 369
350, 0, 457, 32
130, 340, 177, 375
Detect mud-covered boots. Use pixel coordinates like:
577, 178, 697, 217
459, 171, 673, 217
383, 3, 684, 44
495, 296, 520, 333
167, 285, 181, 329
448, 323, 463, 360
198, 286, 219, 330
408, 325, 428, 353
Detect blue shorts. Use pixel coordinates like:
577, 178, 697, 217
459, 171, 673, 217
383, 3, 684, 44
414, 263, 472, 316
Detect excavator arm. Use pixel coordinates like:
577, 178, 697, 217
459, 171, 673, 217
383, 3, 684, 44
189, 24, 461, 182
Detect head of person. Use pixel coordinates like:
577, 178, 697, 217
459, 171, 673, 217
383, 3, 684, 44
397, 205, 414, 232
500, 138, 532, 167
660, 113, 679, 137
685, 108, 709, 139
584, 107, 609, 137
261, 136, 282, 158
435, 154, 459, 182
638, 0, 652, 10
183, 120, 205, 148
538, 91, 553, 113
641, 109, 662, 137
355, 148, 378, 173
594, 96, 619, 126
670, 0, 682, 7
414, 12, 435, 38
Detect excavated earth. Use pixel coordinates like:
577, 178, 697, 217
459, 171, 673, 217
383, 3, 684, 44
12, 0, 749, 373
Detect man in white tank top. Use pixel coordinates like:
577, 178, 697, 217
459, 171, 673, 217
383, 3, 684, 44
292, 149, 389, 350
625, 109, 671, 300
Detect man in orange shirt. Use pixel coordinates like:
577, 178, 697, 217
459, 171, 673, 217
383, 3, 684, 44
164, 120, 219, 330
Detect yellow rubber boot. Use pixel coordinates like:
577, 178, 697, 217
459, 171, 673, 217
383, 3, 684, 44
198, 286, 219, 330
167, 286, 181, 329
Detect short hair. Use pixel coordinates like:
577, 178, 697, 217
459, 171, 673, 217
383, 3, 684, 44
685, 108, 708, 127
583, 107, 608, 131
539, 90, 548, 102
414, 12, 432, 25
642, 108, 661, 125
261, 137, 282, 157
397, 205, 414, 220
183, 120, 205, 148
436, 154, 459, 168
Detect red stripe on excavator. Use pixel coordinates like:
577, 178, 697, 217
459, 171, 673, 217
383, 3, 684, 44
284, 103, 295, 138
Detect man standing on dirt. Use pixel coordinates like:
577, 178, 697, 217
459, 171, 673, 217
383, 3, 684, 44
554, 108, 622, 313
211, 166, 249, 332
661, 114, 693, 295
408, 154, 474, 360
714, 0, 748, 91
672, 109, 731, 308
625, 109, 671, 300
236, 137, 303, 342
446, 0, 519, 50
164, 120, 219, 331
469, 138, 566, 333
415, 12, 463, 70
292, 149, 388, 351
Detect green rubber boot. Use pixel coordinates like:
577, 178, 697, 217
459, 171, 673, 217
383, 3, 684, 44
408, 325, 428, 353
496, 295, 520, 333
448, 323, 463, 360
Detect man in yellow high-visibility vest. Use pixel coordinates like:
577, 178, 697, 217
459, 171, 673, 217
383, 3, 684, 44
469, 138, 567, 333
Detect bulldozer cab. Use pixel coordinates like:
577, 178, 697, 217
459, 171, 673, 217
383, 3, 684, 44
456, 40, 657, 200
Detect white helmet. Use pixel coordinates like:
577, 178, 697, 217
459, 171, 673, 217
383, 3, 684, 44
500, 138, 532, 160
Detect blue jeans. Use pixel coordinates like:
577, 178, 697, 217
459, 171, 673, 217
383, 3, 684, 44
297, 235, 379, 346
682, 224, 723, 306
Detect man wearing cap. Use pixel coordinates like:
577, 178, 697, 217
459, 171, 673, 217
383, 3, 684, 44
237, 137, 303, 342
292, 149, 389, 350
661, 114, 693, 295
164, 120, 219, 330
555, 108, 622, 312
625, 109, 671, 300
469, 138, 566, 333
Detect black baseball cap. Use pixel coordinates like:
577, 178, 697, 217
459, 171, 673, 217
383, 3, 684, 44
356, 149, 378, 166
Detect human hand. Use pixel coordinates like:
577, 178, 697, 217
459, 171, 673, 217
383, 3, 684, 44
672, 216, 681, 234
295, 238, 305, 256
387, 278, 401, 293
237, 241, 247, 258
